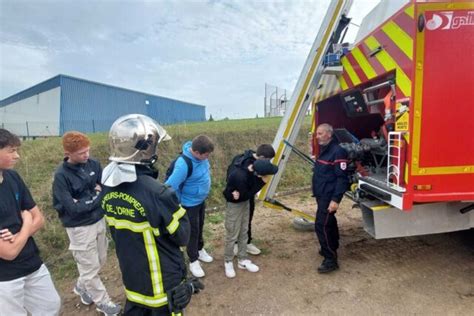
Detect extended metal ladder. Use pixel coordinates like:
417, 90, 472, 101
259, 0, 353, 201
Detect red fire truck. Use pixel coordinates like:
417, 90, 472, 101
263, 0, 474, 238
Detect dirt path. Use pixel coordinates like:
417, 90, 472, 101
59, 192, 474, 315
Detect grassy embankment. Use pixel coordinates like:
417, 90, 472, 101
15, 116, 313, 280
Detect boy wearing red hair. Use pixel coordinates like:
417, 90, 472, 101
52, 131, 120, 316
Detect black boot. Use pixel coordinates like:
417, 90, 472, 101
317, 258, 339, 274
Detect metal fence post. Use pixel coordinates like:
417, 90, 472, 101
92, 119, 96, 133
26, 121, 30, 138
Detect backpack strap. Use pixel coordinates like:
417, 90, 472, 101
180, 155, 193, 179
176, 155, 193, 192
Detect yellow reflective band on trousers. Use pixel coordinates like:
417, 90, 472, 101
106, 216, 160, 236
166, 207, 186, 234
125, 288, 168, 308
107, 218, 168, 308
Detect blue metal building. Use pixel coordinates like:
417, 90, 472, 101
0, 75, 206, 136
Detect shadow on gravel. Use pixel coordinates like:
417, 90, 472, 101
455, 228, 474, 252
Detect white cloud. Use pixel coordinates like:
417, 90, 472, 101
1, 0, 379, 119
0, 42, 54, 97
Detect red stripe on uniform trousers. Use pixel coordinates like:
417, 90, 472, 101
359, 42, 386, 76
346, 53, 369, 82
373, 30, 413, 82
323, 212, 337, 257
334, 159, 349, 163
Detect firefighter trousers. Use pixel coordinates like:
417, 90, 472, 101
315, 197, 339, 261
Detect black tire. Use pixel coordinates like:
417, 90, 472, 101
292, 217, 315, 232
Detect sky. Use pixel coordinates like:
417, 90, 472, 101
0, 0, 379, 119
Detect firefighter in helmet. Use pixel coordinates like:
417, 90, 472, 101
101, 114, 203, 315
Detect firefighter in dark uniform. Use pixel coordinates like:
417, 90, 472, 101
101, 114, 203, 315
312, 123, 349, 274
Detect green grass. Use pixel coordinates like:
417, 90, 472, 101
206, 212, 225, 225
14, 116, 313, 279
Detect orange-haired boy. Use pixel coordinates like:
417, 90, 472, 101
52, 131, 120, 316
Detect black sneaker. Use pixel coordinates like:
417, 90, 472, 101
317, 259, 339, 274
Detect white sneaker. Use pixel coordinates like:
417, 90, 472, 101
246, 243, 261, 255
238, 259, 259, 272
225, 261, 236, 278
198, 249, 213, 263
189, 260, 205, 278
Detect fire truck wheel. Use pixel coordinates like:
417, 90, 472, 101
292, 217, 315, 232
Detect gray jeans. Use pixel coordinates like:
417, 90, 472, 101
224, 200, 250, 262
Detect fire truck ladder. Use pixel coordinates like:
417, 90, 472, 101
259, 0, 353, 201
387, 131, 406, 192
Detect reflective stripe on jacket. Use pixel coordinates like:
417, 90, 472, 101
102, 166, 190, 308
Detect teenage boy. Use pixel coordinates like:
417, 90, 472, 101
52, 131, 120, 315
0, 128, 61, 315
223, 159, 278, 278
228, 144, 275, 255
166, 135, 214, 278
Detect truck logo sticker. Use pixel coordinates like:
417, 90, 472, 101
426, 11, 474, 31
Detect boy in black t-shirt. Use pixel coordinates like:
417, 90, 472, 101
0, 129, 60, 315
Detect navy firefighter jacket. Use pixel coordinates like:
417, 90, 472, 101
312, 138, 350, 203
101, 165, 190, 309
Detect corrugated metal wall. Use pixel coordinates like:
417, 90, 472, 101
0, 87, 61, 136
146, 97, 205, 125
59, 76, 206, 134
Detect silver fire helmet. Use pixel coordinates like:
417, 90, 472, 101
108, 114, 171, 164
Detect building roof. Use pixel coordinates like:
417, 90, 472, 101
0, 74, 205, 108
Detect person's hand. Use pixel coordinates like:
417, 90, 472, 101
0, 229, 16, 243
232, 190, 240, 200
168, 278, 204, 312
328, 201, 339, 213
261, 175, 271, 183
95, 184, 102, 193
169, 282, 193, 312
189, 277, 204, 294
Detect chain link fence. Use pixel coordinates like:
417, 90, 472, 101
1, 119, 117, 137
